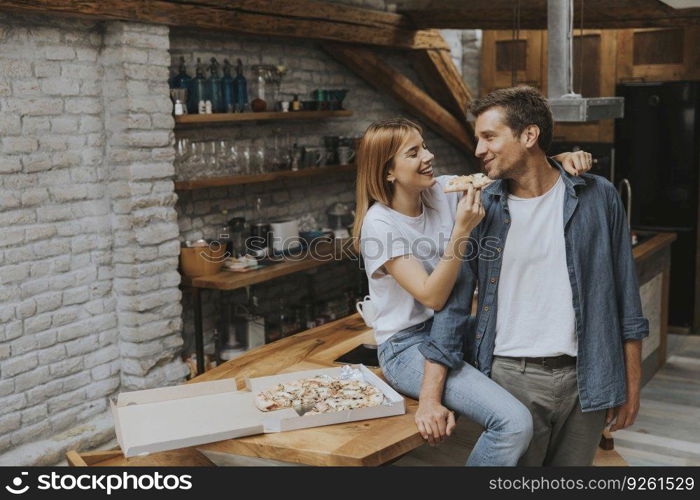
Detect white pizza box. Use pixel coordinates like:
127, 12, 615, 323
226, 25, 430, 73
245, 364, 406, 432
111, 364, 405, 457
111, 378, 264, 457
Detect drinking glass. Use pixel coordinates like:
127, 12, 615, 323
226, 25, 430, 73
238, 141, 251, 175
174, 137, 191, 170
188, 141, 205, 171
204, 140, 218, 174
226, 141, 241, 174
251, 140, 266, 174
216, 139, 229, 168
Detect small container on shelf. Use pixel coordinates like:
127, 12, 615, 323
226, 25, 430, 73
222, 59, 235, 113
188, 58, 208, 114
169, 56, 192, 90
251, 64, 268, 112
206, 58, 224, 113
233, 58, 249, 112
179, 240, 226, 277
291, 94, 301, 111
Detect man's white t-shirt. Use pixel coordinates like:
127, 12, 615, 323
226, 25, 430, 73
360, 176, 461, 345
494, 173, 578, 357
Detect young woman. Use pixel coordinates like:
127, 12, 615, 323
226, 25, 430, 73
353, 118, 592, 465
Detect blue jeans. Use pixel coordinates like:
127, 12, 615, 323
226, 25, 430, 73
378, 319, 534, 466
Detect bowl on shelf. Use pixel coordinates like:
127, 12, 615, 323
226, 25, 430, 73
179, 244, 226, 277
328, 89, 348, 110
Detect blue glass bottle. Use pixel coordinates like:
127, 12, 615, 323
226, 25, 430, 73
170, 56, 191, 89
188, 58, 208, 114
207, 57, 224, 113
222, 59, 235, 113
233, 58, 249, 113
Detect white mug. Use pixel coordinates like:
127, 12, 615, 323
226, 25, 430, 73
355, 295, 376, 328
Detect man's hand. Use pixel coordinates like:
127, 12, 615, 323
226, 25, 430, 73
608, 340, 642, 432
607, 391, 640, 432
553, 150, 593, 176
415, 399, 456, 446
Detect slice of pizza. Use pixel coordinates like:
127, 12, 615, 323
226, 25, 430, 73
443, 173, 493, 193
254, 391, 284, 411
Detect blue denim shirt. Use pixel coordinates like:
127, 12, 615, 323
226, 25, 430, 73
420, 159, 649, 412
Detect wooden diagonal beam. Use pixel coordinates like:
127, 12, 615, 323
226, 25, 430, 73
412, 48, 473, 123
323, 43, 474, 154
0, 0, 448, 50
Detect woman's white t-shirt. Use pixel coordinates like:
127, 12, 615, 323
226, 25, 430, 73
360, 175, 461, 344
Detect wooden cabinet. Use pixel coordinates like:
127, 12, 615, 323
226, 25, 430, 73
480, 27, 700, 144
481, 30, 546, 95
616, 27, 700, 83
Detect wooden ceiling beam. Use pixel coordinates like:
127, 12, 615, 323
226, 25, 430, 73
399, 0, 700, 29
0, 0, 448, 50
323, 43, 475, 155
168, 0, 414, 30
412, 48, 473, 124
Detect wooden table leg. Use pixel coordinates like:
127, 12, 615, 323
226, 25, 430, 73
192, 287, 205, 375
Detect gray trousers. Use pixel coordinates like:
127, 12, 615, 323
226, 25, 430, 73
491, 356, 607, 466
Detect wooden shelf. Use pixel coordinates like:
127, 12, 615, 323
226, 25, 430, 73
174, 110, 352, 126
174, 163, 356, 191
181, 241, 354, 291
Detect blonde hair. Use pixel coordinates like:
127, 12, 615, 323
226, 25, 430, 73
352, 118, 425, 252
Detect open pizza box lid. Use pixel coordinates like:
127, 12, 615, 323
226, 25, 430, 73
111, 364, 405, 457
111, 378, 264, 458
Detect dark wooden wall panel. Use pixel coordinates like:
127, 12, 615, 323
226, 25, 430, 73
633, 28, 684, 65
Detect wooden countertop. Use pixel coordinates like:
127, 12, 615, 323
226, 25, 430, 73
189, 314, 423, 466
633, 231, 677, 263
181, 241, 354, 291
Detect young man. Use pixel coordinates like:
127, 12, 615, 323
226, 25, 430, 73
422, 86, 648, 465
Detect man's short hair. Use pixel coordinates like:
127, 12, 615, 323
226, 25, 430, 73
470, 86, 553, 153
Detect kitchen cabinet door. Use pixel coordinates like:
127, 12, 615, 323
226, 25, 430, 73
616, 27, 700, 83
480, 30, 546, 95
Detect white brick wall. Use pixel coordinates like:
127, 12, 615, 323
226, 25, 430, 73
0, 14, 119, 461
0, 14, 186, 465
101, 21, 188, 393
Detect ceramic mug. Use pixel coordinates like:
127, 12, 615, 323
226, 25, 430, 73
302, 147, 323, 168
355, 295, 376, 328
337, 146, 355, 165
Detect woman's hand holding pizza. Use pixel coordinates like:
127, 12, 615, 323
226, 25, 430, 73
454, 183, 485, 235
